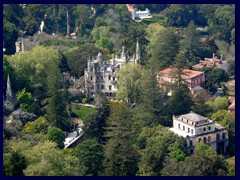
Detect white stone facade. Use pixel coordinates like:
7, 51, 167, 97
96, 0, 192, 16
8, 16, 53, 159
170, 112, 229, 154
132, 8, 152, 20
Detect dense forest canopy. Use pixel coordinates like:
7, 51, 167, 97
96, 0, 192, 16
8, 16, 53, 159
3, 4, 235, 176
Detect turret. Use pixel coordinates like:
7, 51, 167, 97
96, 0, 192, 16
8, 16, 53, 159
97, 52, 102, 64
220, 54, 223, 64
87, 57, 91, 72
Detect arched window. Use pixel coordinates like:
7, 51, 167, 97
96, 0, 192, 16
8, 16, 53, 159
203, 137, 207, 143
208, 136, 211, 143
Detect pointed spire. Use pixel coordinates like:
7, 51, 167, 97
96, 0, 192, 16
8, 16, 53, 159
87, 57, 91, 71
136, 38, 140, 64
97, 52, 102, 64
6, 74, 13, 101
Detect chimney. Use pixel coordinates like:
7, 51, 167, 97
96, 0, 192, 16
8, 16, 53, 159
213, 53, 215, 58
220, 54, 223, 64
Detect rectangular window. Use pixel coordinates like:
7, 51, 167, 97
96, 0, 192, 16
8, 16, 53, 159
178, 124, 180, 129
109, 76, 111, 80
113, 77, 115, 81
109, 86, 112, 90
102, 85, 104, 89
208, 126, 211, 131
191, 129, 193, 134
183, 126, 185, 131
203, 127, 206, 132
97, 85, 99, 90
198, 128, 201, 134
198, 138, 201, 142
90, 76, 93, 80
188, 128, 190, 133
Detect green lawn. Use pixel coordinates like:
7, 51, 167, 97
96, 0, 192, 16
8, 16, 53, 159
71, 105, 95, 121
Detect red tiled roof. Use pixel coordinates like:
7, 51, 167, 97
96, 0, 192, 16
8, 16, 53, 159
193, 54, 227, 69
159, 67, 203, 78
182, 69, 203, 77
193, 64, 204, 69
126, 4, 135, 12
228, 101, 235, 110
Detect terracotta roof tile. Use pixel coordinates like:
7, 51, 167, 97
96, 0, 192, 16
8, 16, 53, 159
159, 67, 204, 78
228, 101, 235, 110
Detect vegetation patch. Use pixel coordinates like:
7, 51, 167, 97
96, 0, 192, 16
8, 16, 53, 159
71, 105, 95, 121
223, 80, 235, 96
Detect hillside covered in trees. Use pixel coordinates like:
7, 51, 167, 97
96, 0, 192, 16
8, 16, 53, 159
3, 4, 235, 176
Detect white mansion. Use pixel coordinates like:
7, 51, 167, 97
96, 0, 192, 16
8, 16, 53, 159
170, 112, 228, 154
84, 40, 141, 97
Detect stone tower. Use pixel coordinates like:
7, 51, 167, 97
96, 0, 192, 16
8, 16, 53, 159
97, 52, 103, 64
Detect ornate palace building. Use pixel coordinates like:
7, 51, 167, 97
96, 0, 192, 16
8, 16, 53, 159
84, 40, 141, 97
